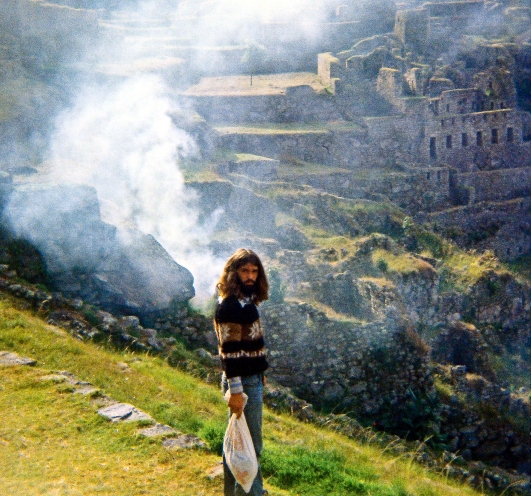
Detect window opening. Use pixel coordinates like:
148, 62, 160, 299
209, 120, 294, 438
430, 137, 437, 159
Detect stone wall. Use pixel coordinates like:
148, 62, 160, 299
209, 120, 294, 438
217, 155, 279, 181
423, 198, 531, 259
420, 108, 528, 169
423, 1, 485, 18
363, 165, 451, 212
434, 364, 530, 472
188, 91, 343, 125
361, 116, 425, 166
376, 68, 403, 101
216, 128, 366, 168
457, 167, 531, 203
261, 301, 436, 431
394, 9, 429, 49
317, 52, 341, 93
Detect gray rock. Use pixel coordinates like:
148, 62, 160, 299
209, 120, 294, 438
139, 424, 178, 438
0, 351, 36, 367
97, 403, 153, 423
162, 434, 206, 450
195, 348, 215, 362
120, 316, 141, 329
2, 184, 195, 316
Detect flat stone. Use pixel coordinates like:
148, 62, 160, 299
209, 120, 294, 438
139, 423, 178, 438
207, 462, 224, 479
74, 385, 100, 396
97, 403, 153, 423
0, 351, 36, 367
162, 434, 206, 450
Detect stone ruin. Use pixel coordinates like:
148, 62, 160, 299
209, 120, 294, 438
182, 0, 531, 261
0, 0, 530, 486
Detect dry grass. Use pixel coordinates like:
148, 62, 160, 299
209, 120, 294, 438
183, 72, 326, 97
372, 249, 438, 277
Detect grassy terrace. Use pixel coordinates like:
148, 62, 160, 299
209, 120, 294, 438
0, 293, 489, 496
214, 121, 365, 135
183, 72, 328, 97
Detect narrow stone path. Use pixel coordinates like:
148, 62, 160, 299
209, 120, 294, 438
1, 351, 206, 450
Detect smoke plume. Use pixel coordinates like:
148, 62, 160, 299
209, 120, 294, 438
3, 0, 340, 306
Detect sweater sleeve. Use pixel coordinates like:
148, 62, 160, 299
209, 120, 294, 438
228, 376, 243, 394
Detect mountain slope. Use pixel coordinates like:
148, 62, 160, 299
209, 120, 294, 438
0, 292, 489, 496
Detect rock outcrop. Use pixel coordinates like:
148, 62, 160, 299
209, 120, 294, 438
2, 183, 194, 316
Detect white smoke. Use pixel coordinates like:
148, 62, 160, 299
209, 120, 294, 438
7, 0, 338, 307
46, 74, 224, 305
40, 0, 336, 305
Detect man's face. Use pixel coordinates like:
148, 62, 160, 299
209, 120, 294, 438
236, 263, 259, 287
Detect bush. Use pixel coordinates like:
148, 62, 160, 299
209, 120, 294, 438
376, 257, 389, 273
82, 307, 100, 328
199, 421, 225, 455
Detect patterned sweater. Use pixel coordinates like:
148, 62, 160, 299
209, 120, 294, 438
214, 294, 268, 393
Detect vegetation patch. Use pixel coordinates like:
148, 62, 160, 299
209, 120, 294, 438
371, 249, 437, 277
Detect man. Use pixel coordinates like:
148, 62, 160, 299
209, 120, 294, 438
214, 248, 269, 496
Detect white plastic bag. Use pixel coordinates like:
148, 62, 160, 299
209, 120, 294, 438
223, 392, 258, 493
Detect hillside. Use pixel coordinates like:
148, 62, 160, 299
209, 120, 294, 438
0, 292, 512, 496
0, 0, 530, 493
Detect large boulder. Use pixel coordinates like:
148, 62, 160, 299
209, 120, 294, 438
2, 183, 194, 316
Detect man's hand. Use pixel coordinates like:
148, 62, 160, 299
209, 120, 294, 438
228, 392, 244, 418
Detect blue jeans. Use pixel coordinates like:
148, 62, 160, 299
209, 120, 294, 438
222, 373, 264, 496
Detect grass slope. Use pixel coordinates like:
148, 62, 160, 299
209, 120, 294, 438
0, 294, 489, 496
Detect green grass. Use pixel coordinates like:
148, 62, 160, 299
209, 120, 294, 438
262, 445, 408, 496
371, 249, 437, 277
0, 294, 493, 495
503, 254, 531, 283
213, 121, 364, 136
438, 251, 502, 293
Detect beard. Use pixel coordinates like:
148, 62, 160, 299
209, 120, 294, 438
240, 281, 257, 297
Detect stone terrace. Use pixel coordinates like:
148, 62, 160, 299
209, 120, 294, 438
183, 72, 327, 97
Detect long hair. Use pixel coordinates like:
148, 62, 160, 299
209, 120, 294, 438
216, 248, 269, 304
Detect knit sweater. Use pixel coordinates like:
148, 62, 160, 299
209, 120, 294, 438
214, 294, 268, 392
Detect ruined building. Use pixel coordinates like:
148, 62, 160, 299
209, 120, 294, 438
185, 1, 531, 261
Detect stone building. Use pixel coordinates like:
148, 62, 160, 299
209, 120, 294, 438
182, 0, 530, 260
394, 8, 430, 50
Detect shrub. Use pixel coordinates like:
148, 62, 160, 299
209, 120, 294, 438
376, 257, 389, 273
199, 421, 225, 455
